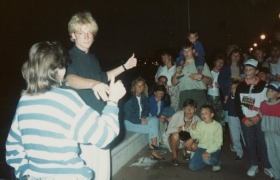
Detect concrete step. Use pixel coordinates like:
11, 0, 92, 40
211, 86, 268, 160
111, 131, 148, 176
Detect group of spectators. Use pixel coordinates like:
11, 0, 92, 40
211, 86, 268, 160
4, 11, 280, 180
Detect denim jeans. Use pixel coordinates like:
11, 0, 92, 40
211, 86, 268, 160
189, 148, 221, 170
241, 121, 271, 168
228, 116, 245, 157
124, 116, 159, 146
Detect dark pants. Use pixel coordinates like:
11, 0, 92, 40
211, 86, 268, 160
241, 121, 271, 168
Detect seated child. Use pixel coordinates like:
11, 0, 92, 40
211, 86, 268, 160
163, 99, 202, 166
176, 30, 205, 77
259, 81, 280, 180
189, 105, 223, 172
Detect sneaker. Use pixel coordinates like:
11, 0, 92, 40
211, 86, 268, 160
176, 74, 184, 80
264, 168, 274, 178
172, 158, 179, 166
247, 166, 258, 176
183, 152, 191, 161
230, 144, 236, 152
212, 161, 221, 172
235, 156, 242, 161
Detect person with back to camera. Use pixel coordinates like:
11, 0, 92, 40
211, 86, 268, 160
163, 99, 202, 166
188, 105, 223, 172
5, 41, 126, 180
259, 81, 280, 180
64, 11, 137, 180
124, 77, 166, 160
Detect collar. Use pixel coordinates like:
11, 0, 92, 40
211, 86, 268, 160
72, 45, 89, 56
244, 77, 260, 85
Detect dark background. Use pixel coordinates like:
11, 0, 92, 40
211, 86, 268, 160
0, 0, 280, 178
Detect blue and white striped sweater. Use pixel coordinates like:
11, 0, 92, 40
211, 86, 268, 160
6, 88, 119, 179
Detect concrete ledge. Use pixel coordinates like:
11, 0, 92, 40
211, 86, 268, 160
111, 131, 148, 176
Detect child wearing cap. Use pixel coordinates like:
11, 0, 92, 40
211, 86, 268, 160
234, 59, 273, 177
259, 81, 280, 180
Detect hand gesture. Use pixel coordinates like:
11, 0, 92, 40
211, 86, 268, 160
244, 119, 254, 127
184, 120, 191, 128
141, 118, 148, 124
189, 73, 201, 80
215, 82, 219, 88
176, 66, 182, 74
124, 54, 137, 70
92, 83, 110, 101
108, 75, 126, 102
191, 121, 197, 130
202, 152, 210, 160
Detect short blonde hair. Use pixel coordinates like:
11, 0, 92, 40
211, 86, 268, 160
130, 77, 148, 97
68, 11, 98, 42
21, 41, 69, 96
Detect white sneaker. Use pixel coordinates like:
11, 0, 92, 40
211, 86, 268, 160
247, 166, 258, 176
264, 168, 274, 178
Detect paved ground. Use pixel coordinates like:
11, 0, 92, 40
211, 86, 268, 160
112, 129, 271, 180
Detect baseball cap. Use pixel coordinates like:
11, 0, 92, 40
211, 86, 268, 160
244, 59, 258, 68
265, 81, 280, 92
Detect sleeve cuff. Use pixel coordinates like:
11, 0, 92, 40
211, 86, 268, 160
241, 117, 249, 123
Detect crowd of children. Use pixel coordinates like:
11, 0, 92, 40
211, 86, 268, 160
143, 29, 280, 179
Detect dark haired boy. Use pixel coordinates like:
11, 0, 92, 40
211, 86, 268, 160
176, 30, 205, 76
223, 80, 245, 161
188, 105, 223, 172
263, 41, 280, 81
172, 42, 213, 116
258, 67, 271, 83
253, 46, 266, 67
234, 59, 273, 177
163, 99, 201, 166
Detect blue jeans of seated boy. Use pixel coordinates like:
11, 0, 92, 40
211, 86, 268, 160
175, 54, 205, 70
124, 116, 159, 146
189, 148, 221, 170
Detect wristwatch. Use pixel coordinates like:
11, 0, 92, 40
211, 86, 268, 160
197, 74, 204, 81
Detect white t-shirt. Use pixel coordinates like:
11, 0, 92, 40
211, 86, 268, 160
207, 70, 220, 96
155, 65, 176, 86
136, 96, 142, 118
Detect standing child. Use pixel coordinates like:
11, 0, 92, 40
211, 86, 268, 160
189, 105, 223, 172
223, 80, 245, 161
259, 81, 280, 180
206, 53, 226, 134
234, 59, 273, 177
176, 30, 205, 76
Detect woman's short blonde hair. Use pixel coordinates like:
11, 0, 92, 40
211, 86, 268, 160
68, 11, 98, 42
21, 41, 70, 96
130, 77, 148, 97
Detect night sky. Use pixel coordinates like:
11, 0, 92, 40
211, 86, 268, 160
1, 0, 280, 123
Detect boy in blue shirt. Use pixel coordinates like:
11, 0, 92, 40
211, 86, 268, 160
176, 30, 205, 78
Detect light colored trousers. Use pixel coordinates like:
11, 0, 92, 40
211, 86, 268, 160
228, 116, 245, 157
124, 116, 159, 146
79, 144, 110, 180
265, 135, 280, 180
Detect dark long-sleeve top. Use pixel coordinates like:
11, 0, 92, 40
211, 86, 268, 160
149, 95, 164, 118
148, 84, 171, 107
218, 62, 245, 97
124, 93, 151, 124
223, 94, 237, 117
